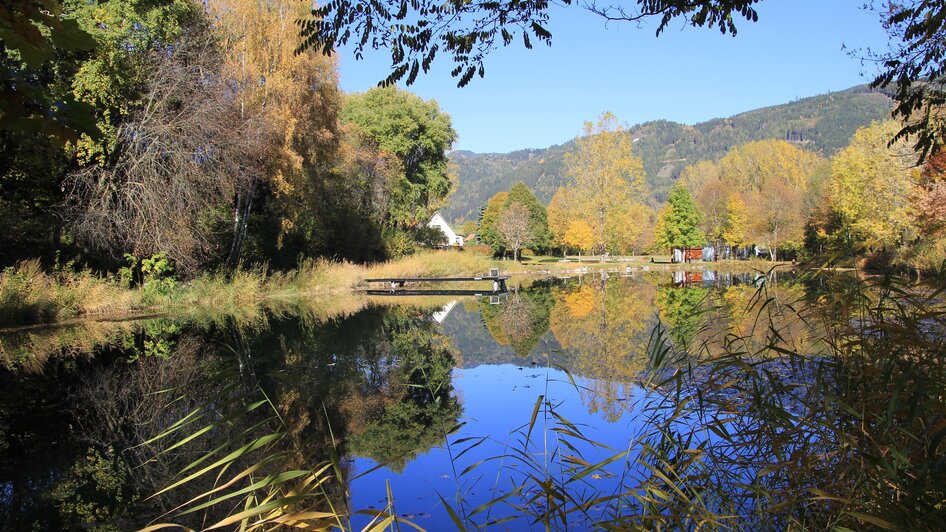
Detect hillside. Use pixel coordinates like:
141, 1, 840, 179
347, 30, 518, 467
445, 85, 893, 224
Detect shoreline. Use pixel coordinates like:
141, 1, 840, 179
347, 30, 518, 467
1, 255, 804, 331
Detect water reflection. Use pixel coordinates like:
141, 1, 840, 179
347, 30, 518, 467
0, 269, 940, 529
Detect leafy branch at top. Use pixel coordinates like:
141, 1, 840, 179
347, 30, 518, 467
298, 0, 760, 87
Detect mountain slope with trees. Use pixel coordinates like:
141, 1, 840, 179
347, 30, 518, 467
446, 85, 892, 223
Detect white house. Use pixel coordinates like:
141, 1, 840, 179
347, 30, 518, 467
428, 212, 464, 247
431, 300, 458, 324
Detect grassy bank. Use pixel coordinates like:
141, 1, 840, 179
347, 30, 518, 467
2, 250, 802, 328
0, 251, 494, 328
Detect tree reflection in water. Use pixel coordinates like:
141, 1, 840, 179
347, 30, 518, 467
0, 270, 943, 529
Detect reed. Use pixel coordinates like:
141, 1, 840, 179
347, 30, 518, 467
141, 265, 945, 529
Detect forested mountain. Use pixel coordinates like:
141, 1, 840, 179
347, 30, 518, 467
445, 85, 892, 223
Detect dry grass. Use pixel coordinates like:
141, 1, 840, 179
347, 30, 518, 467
266, 257, 364, 295
0, 260, 142, 326
0, 319, 140, 372
0, 251, 496, 327
365, 250, 492, 279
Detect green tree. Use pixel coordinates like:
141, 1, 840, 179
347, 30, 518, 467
341, 87, 457, 228
654, 184, 705, 256
68, 0, 203, 165
505, 181, 552, 253
478, 191, 509, 256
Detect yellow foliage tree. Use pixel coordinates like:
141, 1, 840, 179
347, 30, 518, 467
722, 194, 750, 249
210, 0, 341, 247
605, 202, 654, 255
547, 187, 572, 253
717, 139, 824, 193
564, 112, 648, 259
829, 121, 921, 249
680, 160, 720, 192
563, 219, 595, 261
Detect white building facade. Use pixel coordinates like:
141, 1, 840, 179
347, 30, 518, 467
428, 212, 464, 247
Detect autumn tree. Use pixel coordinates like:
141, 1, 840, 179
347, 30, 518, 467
547, 187, 572, 256
498, 202, 532, 261
914, 152, 946, 237
709, 140, 824, 259
208, 0, 343, 264
717, 140, 824, 193
750, 179, 804, 261
563, 220, 595, 262
829, 121, 921, 250
680, 160, 720, 192
693, 176, 731, 259
654, 184, 704, 259
564, 112, 648, 260
722, 194, 750, 250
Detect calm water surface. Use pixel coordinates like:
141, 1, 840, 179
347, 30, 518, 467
0, 271, 869, 529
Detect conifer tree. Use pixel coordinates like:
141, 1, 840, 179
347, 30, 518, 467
655, 184, 705, 259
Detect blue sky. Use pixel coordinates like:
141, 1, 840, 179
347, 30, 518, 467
337, 1, 890, 154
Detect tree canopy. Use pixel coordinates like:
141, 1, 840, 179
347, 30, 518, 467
829, 120, 921, 249
654, 184, 704, 251
342, 87, 457, 228
563, 112, 649, 257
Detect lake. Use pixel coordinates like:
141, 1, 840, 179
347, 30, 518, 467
0, 269, 942, 530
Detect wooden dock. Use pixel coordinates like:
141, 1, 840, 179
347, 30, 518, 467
365, 274, 509, 292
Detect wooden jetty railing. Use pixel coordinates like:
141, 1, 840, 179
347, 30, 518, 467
365, 272, 509, 292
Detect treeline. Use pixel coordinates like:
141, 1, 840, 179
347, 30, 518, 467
1, 0, 455, 275
478, 114, 654, 259
677, 121, 946, 271
446, 86, 893, 224
476, 115, 946, 273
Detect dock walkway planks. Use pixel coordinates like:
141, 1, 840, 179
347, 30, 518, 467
365, 275, 509, 292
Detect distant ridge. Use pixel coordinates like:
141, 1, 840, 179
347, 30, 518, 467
445, 84, 893, 223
